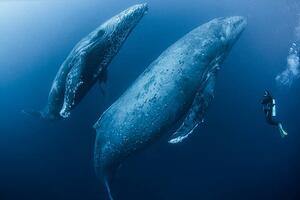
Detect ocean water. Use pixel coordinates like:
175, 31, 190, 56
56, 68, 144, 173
0, 0, 300, 199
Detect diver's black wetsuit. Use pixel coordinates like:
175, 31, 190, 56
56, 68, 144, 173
261, 90, 288, 138
261, 91, 280, 126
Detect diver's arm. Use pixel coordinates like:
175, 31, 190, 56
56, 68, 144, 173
263, 106, 270, 114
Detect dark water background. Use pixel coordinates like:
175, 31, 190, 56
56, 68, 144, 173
0, 0, 300, 199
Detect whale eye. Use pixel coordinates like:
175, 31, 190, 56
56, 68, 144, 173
96, 29, 105, 38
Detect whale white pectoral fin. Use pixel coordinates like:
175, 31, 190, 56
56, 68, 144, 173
168, 122, 200, 144
168, 92, 210, 144
98, 68, 108, 95
99, 67, 108, 83
168, 75, 216, 144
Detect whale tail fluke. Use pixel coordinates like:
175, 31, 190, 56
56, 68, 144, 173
21, 109, 42, 119
96, 167, 116, 200
104, 177, 114, 200
278, 123, 288, 138
22, 108, 59, 121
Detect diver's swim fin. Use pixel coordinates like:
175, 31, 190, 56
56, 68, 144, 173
278, 123, 288, 138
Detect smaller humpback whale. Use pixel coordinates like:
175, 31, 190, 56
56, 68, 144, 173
24, 3, 148, 120
93, 16, 247, 199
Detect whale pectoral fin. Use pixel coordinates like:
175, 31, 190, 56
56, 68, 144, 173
98, 68, 108, 95
168, 75, 216, 144
168, 94, 205, 144
168, 119, 201, 144
99, 67, 108, 84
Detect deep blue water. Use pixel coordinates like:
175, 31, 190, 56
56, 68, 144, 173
1, 0, 300, 199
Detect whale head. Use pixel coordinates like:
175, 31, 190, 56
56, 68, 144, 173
219, 16, 247, 47
191, 16, 247, 76
120, 3, 148, 26
101, 3, 148, 38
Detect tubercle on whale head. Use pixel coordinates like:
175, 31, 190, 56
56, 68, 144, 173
203, 16, 247, 75
125, 3, 148, 19
118, 3, 148, 29
102, 3, 148, 30
219, 16, 247, 45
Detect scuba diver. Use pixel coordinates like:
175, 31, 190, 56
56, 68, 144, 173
261, 90, 288, 138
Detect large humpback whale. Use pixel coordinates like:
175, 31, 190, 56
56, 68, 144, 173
93, 16, 247, 199
24, 4, 148, 120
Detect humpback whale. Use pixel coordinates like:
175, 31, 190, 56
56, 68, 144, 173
93, 16, 247, 199
24, 3, 148, 120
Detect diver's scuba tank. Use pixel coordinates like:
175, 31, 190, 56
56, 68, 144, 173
272, 99, 276, 117
272, 99, 288, 138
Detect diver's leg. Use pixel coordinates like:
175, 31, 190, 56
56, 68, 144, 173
266, 115, 279, 126
266, 115, 288, 138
